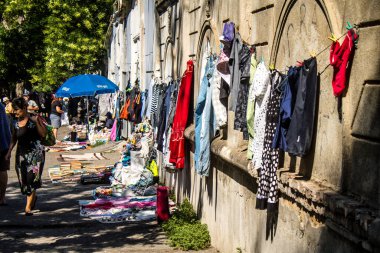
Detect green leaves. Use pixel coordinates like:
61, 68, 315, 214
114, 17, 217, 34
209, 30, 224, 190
0, 0, 113, 92
161, 199, 211, 251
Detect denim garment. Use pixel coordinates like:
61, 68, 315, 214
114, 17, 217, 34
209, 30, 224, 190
194, 59, 212, 169
195, 57, 216, 176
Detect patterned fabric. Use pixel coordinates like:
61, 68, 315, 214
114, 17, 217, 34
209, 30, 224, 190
166, 80, 180, 130
234, 78, 249, 139
256, 71, 283, 210
251, 62, 271, 169
247, 56, 258, 159
150, 82, 159, 124
15, 119, 45, 196
211, 66, 227, 130
145, 79, 155, 119
152, 84, 166, 130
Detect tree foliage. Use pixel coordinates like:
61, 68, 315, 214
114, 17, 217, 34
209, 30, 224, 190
0, 0, 113, 92
0, 0, 49, 92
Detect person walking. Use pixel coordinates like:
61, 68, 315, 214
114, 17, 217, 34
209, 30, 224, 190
0, 102, 11, 205
5, 97, 47, 215
23, 92, 39, 115
50, 95, 64, 141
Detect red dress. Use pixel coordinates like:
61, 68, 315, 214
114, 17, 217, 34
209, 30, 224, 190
169, 60, 194, 169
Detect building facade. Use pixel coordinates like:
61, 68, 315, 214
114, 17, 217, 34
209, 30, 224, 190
106, 0, 380, 252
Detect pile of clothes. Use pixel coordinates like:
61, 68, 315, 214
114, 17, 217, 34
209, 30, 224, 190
79, 120, 164, 223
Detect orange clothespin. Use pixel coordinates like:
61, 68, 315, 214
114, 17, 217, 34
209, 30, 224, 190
328, 33, 338, 42
309, 50, 317, 58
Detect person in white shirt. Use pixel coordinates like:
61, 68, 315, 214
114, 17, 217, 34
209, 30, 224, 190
23, 93, 39, 115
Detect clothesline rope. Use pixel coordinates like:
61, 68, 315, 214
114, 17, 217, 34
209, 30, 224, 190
314, 30, 352, 58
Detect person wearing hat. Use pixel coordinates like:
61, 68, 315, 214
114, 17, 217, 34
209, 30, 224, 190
23, 93, 39, 115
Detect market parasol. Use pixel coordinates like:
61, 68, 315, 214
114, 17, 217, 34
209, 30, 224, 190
55, 74, 119, 98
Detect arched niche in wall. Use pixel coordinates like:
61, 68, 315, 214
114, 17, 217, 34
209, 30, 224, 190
270, 0, 343, 188
194, 21, 217, 102
163, 38, 173, 82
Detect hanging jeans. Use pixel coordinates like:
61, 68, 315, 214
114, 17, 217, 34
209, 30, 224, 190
194, 57, 216, 176
286, 57, 318, 157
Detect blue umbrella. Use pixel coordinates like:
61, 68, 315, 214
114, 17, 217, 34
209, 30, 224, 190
55, 74, 119, 97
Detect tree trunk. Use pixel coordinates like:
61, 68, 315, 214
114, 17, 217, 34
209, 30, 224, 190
16, 82, 24, 97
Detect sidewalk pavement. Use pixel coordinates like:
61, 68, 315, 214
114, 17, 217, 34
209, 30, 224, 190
0, 126, 217, 253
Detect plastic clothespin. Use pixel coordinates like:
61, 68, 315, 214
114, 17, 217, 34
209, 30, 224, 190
261, 55, 264, 63
296, 60, 304, 67
346, 21, 353, 30
269, 63, 275, 70
328, 33, 338, 42
310, 50, 317, 58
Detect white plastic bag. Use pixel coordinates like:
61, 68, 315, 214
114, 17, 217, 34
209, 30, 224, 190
61, 112, 69, 126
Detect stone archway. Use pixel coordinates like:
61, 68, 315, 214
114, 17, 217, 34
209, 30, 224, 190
270, 0, 343, 187
194, 20, 217, 100
163, 39, 174, 81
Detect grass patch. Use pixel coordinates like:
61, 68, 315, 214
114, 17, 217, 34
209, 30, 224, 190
90, 140, 107, 148
161, 198, 211, 251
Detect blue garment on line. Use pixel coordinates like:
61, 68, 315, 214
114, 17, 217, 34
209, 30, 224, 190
272, 67, 299, 150
194, 57, 217, 176
0, 103, 11, 151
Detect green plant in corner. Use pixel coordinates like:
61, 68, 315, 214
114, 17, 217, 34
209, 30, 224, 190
161, 198, 211, 251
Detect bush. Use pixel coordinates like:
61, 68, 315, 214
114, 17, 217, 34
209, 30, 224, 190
161, 199, 211, 251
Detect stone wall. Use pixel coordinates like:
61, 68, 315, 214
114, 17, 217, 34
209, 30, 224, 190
108, 0, 380, 252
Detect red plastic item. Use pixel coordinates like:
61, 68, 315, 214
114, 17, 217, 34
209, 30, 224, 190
156, 186, 170, 222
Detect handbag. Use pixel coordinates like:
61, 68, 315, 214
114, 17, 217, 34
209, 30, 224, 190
41, 125, 56, 146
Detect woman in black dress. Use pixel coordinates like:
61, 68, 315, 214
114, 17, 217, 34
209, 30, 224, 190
5, 97, 47, 215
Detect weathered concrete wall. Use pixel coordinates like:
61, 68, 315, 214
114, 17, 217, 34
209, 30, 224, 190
156, 0, 380, 252
108, 0, 380, 252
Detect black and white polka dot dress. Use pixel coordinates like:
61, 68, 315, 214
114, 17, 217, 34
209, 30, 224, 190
256, 71, 284, 211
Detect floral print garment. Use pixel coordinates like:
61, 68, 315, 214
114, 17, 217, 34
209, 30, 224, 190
15, 119, 45, 195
